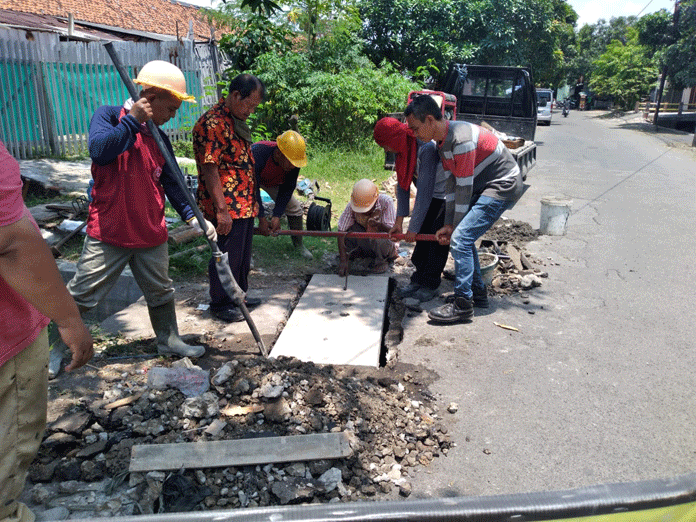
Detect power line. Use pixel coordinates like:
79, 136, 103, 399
636, 0, 655, 17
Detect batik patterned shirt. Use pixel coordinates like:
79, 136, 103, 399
193, 99, 258, 221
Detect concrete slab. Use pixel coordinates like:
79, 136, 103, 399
270, 274, 390, 367
99, 283, 296, 353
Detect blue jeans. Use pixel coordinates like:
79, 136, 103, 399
450, 196, 511, 299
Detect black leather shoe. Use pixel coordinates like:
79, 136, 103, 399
428, 296, 474, 324
211, 307, 245, 323
446, 290, 489, 308
472, 287, 489, 308
244, 296, 262, 308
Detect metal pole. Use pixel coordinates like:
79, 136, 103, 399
255, 229, 440, 242
103, 42, 267, 357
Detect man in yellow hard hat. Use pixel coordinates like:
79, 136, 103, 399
336, 178, 397, 276
51, 60, 212, 377
252, 130, 312, 259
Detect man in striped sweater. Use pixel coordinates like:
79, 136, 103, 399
404, 95, 523, 323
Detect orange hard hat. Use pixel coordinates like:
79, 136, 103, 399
134, 60, 196, 103
350, 179, 379, 213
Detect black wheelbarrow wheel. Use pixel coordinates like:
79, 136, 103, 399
306, 202, 331, 231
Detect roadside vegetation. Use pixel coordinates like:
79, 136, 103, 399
31, 146, 391, 280
28, 1, 696, 278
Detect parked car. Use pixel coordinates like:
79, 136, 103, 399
536, 88, 553, 125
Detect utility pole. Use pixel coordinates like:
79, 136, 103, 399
654, 0, 681, 130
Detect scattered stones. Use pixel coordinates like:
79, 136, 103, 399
24, 355, 453, 519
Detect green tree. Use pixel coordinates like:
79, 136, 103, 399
357, 0, 577, 88
217, 16, 292, 72
568, 16, 637, 87
285, 0, 360, 51
253, 51, 420, 146
663, 0, 696, 90
589, 28, 657, 109
638, 1, 696, 91
358, 0, 476, 80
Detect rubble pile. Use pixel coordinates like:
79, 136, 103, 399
481, 219, 547, 296
25, 355, 452, 518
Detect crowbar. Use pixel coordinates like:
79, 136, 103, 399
254, 229, 440, 242
104, 42, 267, 357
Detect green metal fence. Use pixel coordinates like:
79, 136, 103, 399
0, 29, 208, 159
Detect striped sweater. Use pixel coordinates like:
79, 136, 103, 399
438, 121, 522, 227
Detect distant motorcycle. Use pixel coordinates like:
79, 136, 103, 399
562, 99, 570, 117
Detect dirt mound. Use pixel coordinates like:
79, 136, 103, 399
482, 219, 539, 244
25, 354, 451, 517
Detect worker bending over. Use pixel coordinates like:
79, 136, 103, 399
404, 95, 523, 323
52, 61, 211, 377
252, 130, 312, 259
374, 116, 450, 303
337, 179, 397, 276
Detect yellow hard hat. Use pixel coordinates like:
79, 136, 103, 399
276, 130, 308, 168
350, 179, 379, 213
133, 60, 196, 103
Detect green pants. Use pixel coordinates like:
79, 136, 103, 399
67, 236, 173, 309
0, 327, 49, 522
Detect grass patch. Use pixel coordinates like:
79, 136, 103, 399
31, 146, 393, 281
300, 143, 388, 221
167, 145, 393, 280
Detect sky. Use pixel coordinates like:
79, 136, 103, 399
180, 0, 678, 28
563, 0, 675, 27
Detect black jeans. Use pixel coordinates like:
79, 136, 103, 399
208, 217, 253, 312
410, 198, 450, 289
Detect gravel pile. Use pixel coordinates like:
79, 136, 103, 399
25, 355, 452, 518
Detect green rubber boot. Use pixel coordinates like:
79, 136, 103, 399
287, 215, 313, 259
148, 301, 205, 358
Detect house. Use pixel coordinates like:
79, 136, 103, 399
0, 0, 218, 42
0, 0, 228, 158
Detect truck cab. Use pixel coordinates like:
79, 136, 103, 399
384, 64, 537, 180
441, 64, 538, 141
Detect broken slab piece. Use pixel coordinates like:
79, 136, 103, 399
129, 431, 352, 472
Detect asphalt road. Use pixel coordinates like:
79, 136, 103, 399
400, 111, 696, 499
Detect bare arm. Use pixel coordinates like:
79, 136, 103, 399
199, 163, 233, 236
0, 215, 93, 371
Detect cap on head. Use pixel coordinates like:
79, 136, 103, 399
350, 179, 379, 213
276, 130, 307, 168
134, 60, 196, 103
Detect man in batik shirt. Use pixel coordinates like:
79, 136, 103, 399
193, 74, 266, 323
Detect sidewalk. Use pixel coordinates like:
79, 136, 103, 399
18, 158, 92, 196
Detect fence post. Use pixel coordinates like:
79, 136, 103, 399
35, 61, 60, 156
209, 27, 222, 101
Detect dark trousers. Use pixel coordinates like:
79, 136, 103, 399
410, 198, 450, 289
209, 217, 253, 312
345, 222, 396, 262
